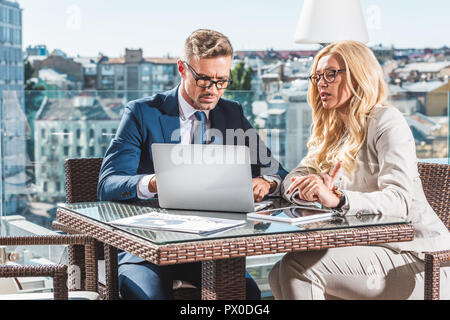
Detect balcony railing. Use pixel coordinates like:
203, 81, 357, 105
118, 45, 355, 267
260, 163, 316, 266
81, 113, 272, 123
0, 88, 448, 297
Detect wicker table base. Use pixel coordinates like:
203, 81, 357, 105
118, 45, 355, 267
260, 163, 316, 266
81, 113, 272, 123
57, 207, 414, 300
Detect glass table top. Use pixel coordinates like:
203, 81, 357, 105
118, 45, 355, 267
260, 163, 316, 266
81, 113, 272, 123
58, 198, 411, 245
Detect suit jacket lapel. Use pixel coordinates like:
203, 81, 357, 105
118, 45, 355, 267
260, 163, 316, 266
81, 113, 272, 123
159, 86, 181, 143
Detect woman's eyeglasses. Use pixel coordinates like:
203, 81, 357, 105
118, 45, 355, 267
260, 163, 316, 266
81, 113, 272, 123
182, 61, 233, 90
309, 69, 346, 85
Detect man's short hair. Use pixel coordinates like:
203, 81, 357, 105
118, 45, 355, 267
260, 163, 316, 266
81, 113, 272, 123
184, 29, 233, 61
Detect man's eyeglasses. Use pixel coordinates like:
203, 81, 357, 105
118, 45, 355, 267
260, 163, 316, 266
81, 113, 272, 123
309, 69, 346, 85
182, 61, 233, 90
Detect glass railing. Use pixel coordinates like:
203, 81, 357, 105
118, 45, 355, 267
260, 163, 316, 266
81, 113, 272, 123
0, 86, 448, 296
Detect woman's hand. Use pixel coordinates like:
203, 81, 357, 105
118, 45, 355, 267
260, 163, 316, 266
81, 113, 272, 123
288, 175, 339, 207
287, 174, 320, 201
305, 178, 341, 208
287, 161, 342, 207
318, 161, 342, 191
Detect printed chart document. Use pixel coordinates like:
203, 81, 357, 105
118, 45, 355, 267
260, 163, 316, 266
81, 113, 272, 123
247, 206, 338, 225
110, 211, 246, 235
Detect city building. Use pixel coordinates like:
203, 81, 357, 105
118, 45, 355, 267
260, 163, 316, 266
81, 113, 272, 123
37, 67, 83, 92
405, 112, 448, 159
234, 50, 315, 99
73, 56, 98, 89
234, 49, 318, 63
32, 52, 84, 87
97, 48, 180, 101
260, 81, 312, 171
1, 91, 29, 215
402, 80, 449, 116
260, 59, 312, 98
25, 44, 48, 57
391, 61, 450, 82
33, 95, 123, 203
371, 44, 395, 65
232, 55, 264, 99
0, 0, 24, 102
0, 0, 26, 216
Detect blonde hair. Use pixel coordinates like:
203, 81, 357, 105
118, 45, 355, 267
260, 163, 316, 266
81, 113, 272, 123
184, 29, 233, 61
302, 40, 389, 175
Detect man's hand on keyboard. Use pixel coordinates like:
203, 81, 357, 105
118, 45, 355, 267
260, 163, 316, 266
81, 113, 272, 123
252, 177, 274, 202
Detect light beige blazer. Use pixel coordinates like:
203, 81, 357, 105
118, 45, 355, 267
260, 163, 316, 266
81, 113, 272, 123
282, 105, 450, 259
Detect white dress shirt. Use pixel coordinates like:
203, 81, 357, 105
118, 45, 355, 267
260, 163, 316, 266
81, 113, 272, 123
137, 89, 281, 199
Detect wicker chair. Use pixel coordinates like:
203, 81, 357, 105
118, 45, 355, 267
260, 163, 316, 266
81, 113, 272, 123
53, 158, 200, 300
418, 162, 450, 300
0, 234, 99, 300
52, 158, 118, 300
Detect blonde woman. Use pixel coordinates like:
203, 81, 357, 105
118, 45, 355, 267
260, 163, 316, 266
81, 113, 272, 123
269, 41, 450, 300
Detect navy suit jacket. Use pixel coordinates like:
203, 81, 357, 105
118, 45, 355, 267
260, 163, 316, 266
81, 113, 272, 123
97, 85, 288, 264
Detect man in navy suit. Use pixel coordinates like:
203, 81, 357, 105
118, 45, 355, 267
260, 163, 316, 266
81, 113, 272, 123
98, 29, 287, 300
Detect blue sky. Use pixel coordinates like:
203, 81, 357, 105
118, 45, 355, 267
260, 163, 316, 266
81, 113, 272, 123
18, 0, 450, 58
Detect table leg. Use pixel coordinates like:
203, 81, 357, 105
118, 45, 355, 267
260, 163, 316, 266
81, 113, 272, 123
104, 244, 120, 300
84, 238, 98, 292
201, 257, 246, 300
67, 244, 85, 290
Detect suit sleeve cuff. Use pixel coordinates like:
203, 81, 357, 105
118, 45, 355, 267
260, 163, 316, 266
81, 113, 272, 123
137, 174, 157, 200
267, 175, 282, 196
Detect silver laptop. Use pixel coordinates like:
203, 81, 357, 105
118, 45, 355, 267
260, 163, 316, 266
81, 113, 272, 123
151, 143, 270, 213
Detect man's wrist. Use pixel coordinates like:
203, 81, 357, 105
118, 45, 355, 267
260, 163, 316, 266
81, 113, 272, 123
260, 175, 277, 193
148, 176, 157, 193
268, 181, 277, 194
137, 175, 157, 200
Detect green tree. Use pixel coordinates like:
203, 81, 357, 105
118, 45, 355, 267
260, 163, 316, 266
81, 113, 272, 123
226, 62, 256, 125
228, 61, 253, 91
24, 60, 34, 83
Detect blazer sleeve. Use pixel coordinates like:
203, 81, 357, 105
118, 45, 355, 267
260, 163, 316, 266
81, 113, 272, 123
97, 103, 147, 201
341, 108, 417, 218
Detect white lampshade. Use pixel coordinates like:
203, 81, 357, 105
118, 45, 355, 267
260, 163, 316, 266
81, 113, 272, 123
294, 0, 369, 44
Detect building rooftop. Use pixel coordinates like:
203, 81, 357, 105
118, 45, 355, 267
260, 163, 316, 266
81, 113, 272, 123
103, 57, 126, 65
144, 57, 178, 64
73, 57, 97, 67
400, 61, 450, 73
101, 57, 178, 65
267, 108, 286, 115
26, 55, 48, 64
405, 112, 442, 142
0, 0, 20, 8
38, 68, 79, 83
388, 84, 408, 94
35, 96, 123, 121
402, 80, 446, 92
234, 50, 318, 61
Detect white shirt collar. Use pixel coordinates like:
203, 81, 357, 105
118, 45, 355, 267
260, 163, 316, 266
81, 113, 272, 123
178, 86, 210, 121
